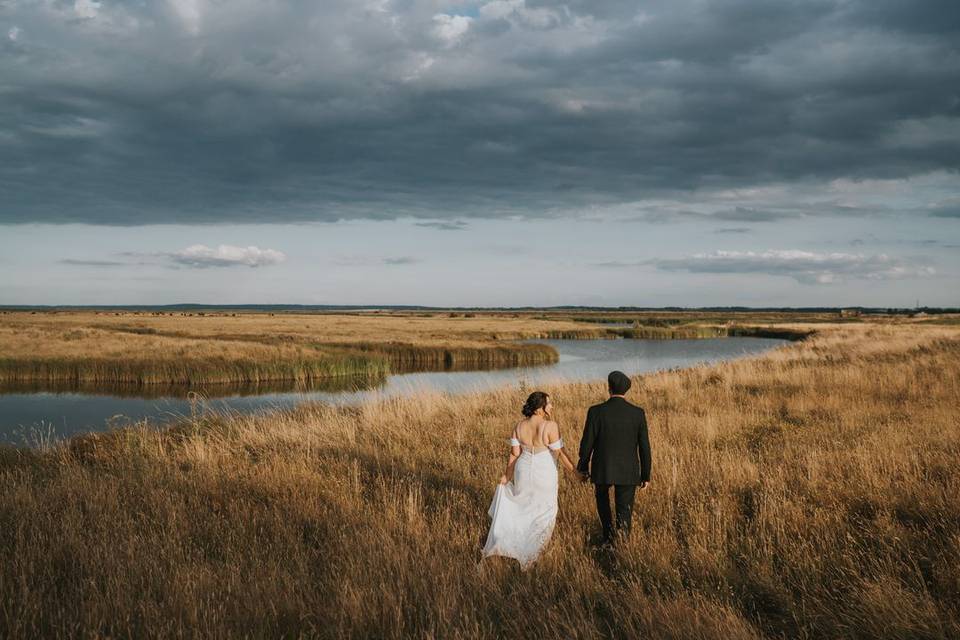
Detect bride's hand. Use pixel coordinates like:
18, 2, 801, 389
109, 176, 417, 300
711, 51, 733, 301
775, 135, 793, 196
499, 474, 509, 485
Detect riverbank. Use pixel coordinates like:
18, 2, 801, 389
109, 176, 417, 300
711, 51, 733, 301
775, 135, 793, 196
2, 322, 958, 638
0, 311, 810, 387
0, 312, 577, 386
546, 325, 811, 341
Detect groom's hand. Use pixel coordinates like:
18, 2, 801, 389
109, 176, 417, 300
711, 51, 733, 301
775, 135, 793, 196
639, 481, 649, 490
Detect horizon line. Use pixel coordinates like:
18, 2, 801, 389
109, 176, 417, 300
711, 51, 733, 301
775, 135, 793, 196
1, 304, 956, 313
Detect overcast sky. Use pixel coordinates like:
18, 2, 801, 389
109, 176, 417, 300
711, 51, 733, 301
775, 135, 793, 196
1, 0, 958, 306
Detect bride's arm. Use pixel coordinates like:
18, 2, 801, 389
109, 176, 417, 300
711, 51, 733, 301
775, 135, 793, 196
500, 427, 522, 484
547, 422, 576, 472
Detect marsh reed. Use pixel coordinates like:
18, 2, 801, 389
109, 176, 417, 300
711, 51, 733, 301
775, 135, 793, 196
1, 323, 959, 638
0, 311, 817, 387
0, 313, 571, 385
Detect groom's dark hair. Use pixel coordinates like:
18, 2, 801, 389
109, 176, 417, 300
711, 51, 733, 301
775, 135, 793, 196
608, 370, 631, 395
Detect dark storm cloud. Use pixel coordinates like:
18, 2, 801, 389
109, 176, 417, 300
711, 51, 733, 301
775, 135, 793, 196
1, 0, 958, 225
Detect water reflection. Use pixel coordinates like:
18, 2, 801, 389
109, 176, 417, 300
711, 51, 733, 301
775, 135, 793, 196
0, 373, 387, 399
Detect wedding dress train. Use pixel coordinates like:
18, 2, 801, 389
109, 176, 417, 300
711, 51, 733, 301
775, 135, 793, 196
482, 424, 563, 568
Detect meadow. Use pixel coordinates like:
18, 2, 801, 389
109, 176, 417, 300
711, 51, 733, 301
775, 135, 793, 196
0, 312, 580, 386
0, 310, 811, 387
1, 320, 958, 638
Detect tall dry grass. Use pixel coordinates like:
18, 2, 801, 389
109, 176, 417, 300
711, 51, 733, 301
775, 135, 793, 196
1, 323, 959, 638
0, 313, 574, 385
0, 311, 811, 386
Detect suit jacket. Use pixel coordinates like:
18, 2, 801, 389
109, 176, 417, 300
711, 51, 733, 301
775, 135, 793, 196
577, 396, 651, 485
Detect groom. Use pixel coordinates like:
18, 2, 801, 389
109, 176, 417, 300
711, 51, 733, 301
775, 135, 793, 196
577, 371, 652, 544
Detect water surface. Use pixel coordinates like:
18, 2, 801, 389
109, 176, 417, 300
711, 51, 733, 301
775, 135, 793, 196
0, 337, 786, 446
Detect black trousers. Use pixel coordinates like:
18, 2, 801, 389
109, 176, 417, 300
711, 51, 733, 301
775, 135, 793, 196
594, 484, 637, 541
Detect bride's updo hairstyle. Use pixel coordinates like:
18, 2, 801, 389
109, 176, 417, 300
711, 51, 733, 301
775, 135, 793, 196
521, 391, 550, 417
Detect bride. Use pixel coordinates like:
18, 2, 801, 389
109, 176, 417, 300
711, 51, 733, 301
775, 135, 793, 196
482, 391, 577, 568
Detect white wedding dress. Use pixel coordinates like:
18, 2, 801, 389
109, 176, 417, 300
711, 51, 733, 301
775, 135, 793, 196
482, 422, 563, 568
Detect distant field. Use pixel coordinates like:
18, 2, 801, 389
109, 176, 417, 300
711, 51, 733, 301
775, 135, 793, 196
1, 321, 958, 638
0, 310, 841, 387
0, 311, 586, 385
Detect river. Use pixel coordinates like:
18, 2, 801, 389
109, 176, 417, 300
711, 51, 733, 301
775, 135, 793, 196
0, 337, 787, 446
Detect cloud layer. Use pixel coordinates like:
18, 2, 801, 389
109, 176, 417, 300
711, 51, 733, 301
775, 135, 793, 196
168, 245, 286, 268
650, 250, 937, 285
1, 0, 958, 225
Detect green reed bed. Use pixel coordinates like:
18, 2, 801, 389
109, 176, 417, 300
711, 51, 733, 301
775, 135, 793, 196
0, 352, 390, 386
0, 341, 558, 387
611, 326, 732, 339
726, 326, 813, 341
326, 341, 560, 370
608, 324, 811, 340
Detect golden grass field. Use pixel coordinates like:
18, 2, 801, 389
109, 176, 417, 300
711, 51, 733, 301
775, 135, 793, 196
2, 320, 959, 638
0, 311, 589, 385
0, 310, 812, 387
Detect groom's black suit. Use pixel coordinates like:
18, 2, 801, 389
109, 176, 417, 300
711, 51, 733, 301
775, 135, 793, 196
577, 396, 651, 541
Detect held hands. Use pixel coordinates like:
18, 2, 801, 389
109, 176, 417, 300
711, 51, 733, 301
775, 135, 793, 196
499, 474, 509, 485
